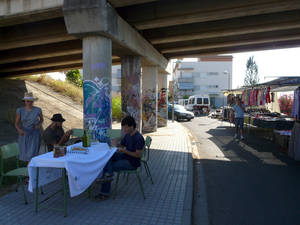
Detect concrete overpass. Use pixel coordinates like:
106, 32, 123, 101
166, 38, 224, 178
1, 0, 300, 76
1, 0, 300, 135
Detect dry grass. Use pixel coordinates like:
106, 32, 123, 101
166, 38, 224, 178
17, 74, 122, 120
20, 75, 83, 103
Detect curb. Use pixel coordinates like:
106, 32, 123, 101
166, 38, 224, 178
181, 124, 194, 225
182, 124, 209, 225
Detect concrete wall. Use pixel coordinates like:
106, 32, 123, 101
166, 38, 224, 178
0, 0, 62, 16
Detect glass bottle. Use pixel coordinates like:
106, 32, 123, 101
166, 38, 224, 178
86, 128, 91, 147
82, 130, 88, 147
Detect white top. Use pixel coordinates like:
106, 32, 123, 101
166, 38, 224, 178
28, 142, 117, 197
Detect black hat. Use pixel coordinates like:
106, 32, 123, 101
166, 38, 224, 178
51, 114, 65, 122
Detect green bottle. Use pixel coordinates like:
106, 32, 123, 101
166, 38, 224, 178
86, 128, 91, 147
82, 130, 88, 147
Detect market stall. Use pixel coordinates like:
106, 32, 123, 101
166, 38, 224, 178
222, 77, 300, 159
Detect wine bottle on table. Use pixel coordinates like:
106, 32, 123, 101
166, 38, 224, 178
82, 130, 88, 147
86, 128, 91, 147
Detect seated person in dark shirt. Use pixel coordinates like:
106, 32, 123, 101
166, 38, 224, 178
94, 116, 145, 200
43, 114, 73, 151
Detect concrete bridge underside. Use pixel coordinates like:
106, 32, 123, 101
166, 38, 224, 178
1, 0, 300, 77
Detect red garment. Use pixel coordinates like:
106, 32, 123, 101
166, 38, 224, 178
266, 87, 271, 104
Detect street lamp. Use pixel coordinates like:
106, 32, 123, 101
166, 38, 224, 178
223, 70, 231, 107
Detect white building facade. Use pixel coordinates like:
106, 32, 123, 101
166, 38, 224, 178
174, 56, 233, 108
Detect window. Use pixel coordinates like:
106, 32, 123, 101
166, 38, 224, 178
208, 72, 219, 76
192, 72, 201, 77
189, 98, 195, 104
208, 85, 219, 88
197, 98, 202, 104
193, 85, 200, 91
204, 98, 209, 104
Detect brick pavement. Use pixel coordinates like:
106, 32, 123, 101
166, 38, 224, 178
0, 122, 193, 225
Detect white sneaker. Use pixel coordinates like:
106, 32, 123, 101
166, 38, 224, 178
240, 135, 244, 140
234, 134, 238, 139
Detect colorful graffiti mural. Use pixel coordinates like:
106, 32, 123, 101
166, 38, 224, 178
142, 88, 157, 132
121, 70, 142, 132
158, 88, 168, 127
83, 77, 111, 142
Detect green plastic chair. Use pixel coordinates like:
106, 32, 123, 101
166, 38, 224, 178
113, 136, 152, 200
141, 136, 153, 184
71, 128, 84, 138
0, 143, 29, 204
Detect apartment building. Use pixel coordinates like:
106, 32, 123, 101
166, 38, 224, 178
174, 56, 233, 108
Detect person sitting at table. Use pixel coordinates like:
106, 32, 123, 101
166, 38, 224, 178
94, 115, 145, 201
43, 113, 73, 151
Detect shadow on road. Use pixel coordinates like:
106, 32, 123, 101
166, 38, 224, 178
197, 122, 300, 225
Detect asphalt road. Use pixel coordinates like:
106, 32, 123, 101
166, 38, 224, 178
181, 116, 300, 225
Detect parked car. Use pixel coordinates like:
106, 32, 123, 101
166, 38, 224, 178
168, 104, 194, 121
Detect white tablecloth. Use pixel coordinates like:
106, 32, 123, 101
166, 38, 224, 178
28, 142, 117, 197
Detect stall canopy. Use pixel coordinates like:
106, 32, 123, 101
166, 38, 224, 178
222, 76, 300, 95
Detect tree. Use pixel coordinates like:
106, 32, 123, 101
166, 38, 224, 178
244, 56, 259, 86
66, 69, 83, 87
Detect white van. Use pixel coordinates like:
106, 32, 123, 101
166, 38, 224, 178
186, 95, 210, 115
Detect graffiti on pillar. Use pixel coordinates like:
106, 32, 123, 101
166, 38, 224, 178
83, 77, 111, 142
121, 72, 141, 130
142, 88, 157, 133
158, 88, 168, 127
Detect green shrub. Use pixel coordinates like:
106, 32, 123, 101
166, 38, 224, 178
66, 69, 83, 87
112, 95, 122, 121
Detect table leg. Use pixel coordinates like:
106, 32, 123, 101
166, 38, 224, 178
35, 167, 39, 213
62, 169, 67, 217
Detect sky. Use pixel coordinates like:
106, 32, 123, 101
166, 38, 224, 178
231, 47, 300, 88
49, 47, 300, 89
181, 47, 300, 89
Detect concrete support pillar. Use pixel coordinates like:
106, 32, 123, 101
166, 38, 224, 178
158, 73, 168, 127
83, 36, 112, 142
142, 66, 158, 133
121, 56, 142, 133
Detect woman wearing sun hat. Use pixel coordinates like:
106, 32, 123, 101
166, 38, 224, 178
15, 92, 44, 163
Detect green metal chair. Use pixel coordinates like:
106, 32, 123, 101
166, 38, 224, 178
141, 136, 154, 184
113, 136, 152, 200
0, 143, 29, 204
71, 128, 84, 138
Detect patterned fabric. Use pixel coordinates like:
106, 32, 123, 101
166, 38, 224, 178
292, 87, 300, 119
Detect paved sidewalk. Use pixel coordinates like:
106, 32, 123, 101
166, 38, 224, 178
0, 122, 193, 225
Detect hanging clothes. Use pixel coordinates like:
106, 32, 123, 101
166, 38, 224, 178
266, 86, 271, 104
257, 89, 262, 105
255, 89, 259, 106
292, 87, 300, 119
